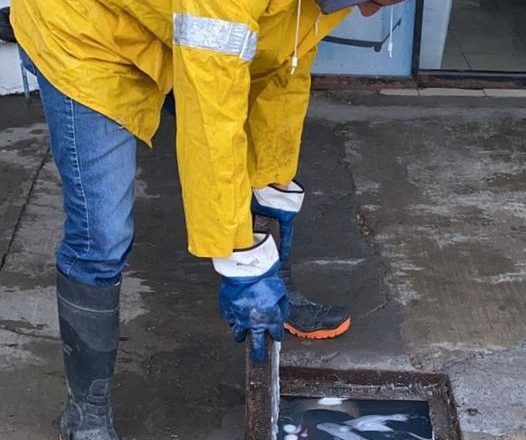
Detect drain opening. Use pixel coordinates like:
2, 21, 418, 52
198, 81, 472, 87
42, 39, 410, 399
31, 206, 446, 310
278, 398, 432, 440
277, 367, 462, 440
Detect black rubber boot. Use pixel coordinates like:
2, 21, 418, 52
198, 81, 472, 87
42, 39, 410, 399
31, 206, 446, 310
280, 259, 351, 340
56, 271, 120, 440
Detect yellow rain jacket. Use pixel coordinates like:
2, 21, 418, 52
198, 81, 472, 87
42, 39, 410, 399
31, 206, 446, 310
11, 0, 351, 257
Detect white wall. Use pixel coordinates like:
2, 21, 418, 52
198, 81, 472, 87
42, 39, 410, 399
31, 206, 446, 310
419, 0, 453, 69
0, 0, 38, 95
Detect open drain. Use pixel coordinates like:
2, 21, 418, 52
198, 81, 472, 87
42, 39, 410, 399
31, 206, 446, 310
278, 398, 432, 440
246, 351, 462, 440
278, 367, 461, 440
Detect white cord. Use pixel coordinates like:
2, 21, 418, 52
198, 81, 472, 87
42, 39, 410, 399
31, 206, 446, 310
388, 6, 394, 59
291, 0, 302, 75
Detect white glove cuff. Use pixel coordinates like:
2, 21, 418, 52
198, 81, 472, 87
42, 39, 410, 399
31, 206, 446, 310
253, 181, 305, 213
212, 233, 279, 278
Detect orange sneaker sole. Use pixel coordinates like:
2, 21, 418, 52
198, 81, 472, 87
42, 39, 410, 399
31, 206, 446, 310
284, 317, 351, 340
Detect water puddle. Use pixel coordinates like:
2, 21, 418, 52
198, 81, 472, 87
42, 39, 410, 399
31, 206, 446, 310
278, 398, 433, 440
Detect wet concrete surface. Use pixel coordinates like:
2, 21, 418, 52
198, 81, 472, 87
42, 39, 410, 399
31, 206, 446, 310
0, 98, 47, 273
1, 92, 525, 439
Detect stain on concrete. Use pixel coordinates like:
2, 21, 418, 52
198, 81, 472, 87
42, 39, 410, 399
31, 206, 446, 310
0, 329, 48, 371
341, 113, 526, 348
136, 165, 161, 200
1, 161, 61, 288
0, 120, 49, 267
327, 92, 526, 438
278, 119, 405, 372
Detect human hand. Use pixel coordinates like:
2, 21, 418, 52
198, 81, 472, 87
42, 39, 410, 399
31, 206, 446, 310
214, 234, 288, 362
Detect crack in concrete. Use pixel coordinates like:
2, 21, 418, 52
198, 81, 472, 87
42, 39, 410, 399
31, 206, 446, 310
329, 121, 397, 327
0, 151, 50, 274
354, 299, 390, 323
119, 347, 148, 361
353, 258, 394, 324
0, 322, 59, 342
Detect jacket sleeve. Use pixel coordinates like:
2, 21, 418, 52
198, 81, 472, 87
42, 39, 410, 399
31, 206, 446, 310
172, 1, 268, 258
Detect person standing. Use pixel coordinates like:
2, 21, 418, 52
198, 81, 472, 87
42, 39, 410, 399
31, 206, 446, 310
10, 1, 402, 438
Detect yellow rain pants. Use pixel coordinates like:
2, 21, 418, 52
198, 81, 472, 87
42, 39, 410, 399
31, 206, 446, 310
11, 0, 351, 257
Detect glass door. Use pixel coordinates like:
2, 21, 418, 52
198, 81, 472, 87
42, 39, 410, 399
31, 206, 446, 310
419, 0, 526, 73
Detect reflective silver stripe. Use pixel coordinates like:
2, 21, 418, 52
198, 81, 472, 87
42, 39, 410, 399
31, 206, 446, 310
173, 13, 258, 62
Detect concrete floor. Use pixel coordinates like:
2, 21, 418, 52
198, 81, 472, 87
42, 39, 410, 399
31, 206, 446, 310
1, 91, 526, 440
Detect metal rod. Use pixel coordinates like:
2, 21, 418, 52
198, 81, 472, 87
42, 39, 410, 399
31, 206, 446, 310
245, 337, 279, 440
245, 216, 282, 440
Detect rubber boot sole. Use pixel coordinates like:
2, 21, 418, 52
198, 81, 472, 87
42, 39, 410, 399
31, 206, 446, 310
284, 317, 351, 340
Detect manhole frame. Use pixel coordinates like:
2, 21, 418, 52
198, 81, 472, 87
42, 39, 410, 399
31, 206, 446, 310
277, 366, 463, 440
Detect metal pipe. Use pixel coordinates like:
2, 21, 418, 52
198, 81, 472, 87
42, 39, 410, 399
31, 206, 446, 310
245, 337, 279, 440
245, 216, 282, 440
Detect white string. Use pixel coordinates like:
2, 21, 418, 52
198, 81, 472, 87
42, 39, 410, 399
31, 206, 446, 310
315, 12, 321, 36
388, 6, 394, 59
291, 0, 302, 74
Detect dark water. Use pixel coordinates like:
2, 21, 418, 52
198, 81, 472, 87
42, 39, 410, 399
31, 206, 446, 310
278, 398, 433, 440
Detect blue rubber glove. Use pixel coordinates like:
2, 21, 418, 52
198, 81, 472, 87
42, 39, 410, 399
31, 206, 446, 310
252, 181, 305, 262
213, 234, 288, 362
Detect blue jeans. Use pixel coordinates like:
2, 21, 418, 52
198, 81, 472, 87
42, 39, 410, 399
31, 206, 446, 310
20, 50, 136, 287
